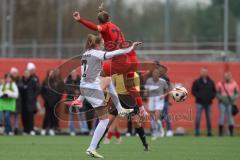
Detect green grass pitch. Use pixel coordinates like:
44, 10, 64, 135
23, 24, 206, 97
0, 136, 239, 160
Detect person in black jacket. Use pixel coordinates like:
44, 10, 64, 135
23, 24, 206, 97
41, 70, 63, 136
191, 68, 216, 136
65, 70, 89, 136
21, 63, 40, 135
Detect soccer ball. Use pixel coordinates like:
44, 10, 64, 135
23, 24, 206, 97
171, 86, 188, 102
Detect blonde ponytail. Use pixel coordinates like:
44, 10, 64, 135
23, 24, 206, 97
85, 34, 102, 50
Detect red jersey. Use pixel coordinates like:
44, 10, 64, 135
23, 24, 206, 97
78, 18, 138, 74
100, 22, 125, 47
99, 22, 138, 64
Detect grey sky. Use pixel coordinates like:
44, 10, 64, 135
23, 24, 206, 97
122, 0, 212, 14
126, 0, 212, 7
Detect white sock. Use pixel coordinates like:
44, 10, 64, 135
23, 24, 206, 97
88, 119, 109, 151
108, 82, 123, 112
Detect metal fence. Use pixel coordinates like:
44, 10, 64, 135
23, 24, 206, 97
0, 41, 240, 61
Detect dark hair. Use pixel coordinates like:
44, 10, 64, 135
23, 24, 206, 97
98, 11, 110, 24
85, 34, 102, 50
4, 73, 13, 80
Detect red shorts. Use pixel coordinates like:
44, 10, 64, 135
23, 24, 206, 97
103, 50, 138, 77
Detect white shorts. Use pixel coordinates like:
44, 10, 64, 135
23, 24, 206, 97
148, 97, 164, 111
80, 87, 106, 108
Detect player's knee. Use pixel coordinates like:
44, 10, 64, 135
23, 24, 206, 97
101, 77, 111, 89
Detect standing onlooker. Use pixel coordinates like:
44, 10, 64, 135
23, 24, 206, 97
10, 67, 23, 135
84, 99, 96, 135
0, 73, 19, 135
161, 73, 173, 137
216, 72, 239, 136
192, 68, 216, 136
0, 111, 2, 134
145, 68, 169, 139
21, 63, 40, 135
154, 61, 173, 137
0, 78, 3, 134
65, 70, 89, 136
41, 70, 63, 136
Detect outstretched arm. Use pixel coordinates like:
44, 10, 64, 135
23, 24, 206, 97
73, 12, 102, 32
104, 42, 142, 59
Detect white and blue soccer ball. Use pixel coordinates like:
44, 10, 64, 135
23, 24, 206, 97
171, 86, 188, 102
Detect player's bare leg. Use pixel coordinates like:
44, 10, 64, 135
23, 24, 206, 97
150, 110, 164, 140
101, 77, 133, 116
72, 77, 133, 116
155, 110, 164, 137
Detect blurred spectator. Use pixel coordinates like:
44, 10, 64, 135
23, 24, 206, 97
145, 68, 169, 139
21, 63, 40, 135
0, 111, 2, 134
216, 72, 239, 136
65, 70, 89, 136
84, 99, 96, 135
0, 79, 3, 134
40, 70, 63, 136
0, 73, 19, 135
155, 61, 173, 137
192, 68, 216, 136
10, 67, 24, 135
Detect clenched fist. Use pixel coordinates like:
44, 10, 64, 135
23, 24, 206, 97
73, 11, 81, 21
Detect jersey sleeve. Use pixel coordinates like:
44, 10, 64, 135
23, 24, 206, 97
99, 23, 108, 33
93, 45, 133, 60
104, 46, 134, 59
78, 18, 98, 31
92, 50, 106, 60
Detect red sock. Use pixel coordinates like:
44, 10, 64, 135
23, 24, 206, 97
136, 97, 143, 107
107, 132, 113, 139
115, 131, 121, 139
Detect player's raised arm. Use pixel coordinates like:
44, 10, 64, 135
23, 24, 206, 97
104, 42, 142, 59
73, 12, 102, 31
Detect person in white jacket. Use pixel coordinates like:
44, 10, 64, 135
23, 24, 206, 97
0, 73, 19, 135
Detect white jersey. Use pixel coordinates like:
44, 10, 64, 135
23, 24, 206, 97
145, 78, 168, 97
80, 46, 133, 90
80, 49, 105, 90
145, 78, 169, 111
79, 46, 134, 108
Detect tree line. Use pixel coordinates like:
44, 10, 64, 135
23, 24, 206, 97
0, 0, 239, 45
